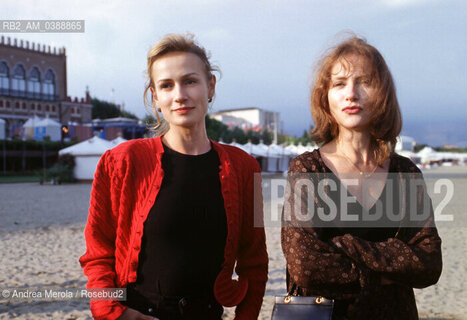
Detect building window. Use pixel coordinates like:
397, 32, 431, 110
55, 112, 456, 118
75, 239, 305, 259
46, 105, 50, 112
0, 100, 3, 108
43, 69, 55, 99
15, 102, 20, 109
77, 108, 80, 114
0, 62, 9, 91
22, 102, 27, 110
12, 65, 26, 96
31, 103, 35, 110
38, 104, 42, 111
52, 105, 56, 112
6, 101, 10, 108
28, 67, 41, 98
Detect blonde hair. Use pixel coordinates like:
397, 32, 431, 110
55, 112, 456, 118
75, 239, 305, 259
143, 33, 219, 132
310, 36, 402, 166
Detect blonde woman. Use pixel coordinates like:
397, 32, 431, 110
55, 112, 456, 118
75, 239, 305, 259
80, 34, 268, 320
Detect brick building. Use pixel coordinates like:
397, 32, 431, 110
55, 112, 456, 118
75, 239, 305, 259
0, 36, 92, 138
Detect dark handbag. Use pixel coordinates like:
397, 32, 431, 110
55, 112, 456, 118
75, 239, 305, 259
271, 283, 334, 320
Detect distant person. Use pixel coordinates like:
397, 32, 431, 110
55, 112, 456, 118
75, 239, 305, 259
80, 33, 268, 320
281, 36, 442, 319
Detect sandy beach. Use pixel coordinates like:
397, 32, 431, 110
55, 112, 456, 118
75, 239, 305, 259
0, 166, 466, 319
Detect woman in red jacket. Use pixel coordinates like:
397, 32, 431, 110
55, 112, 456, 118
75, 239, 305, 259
80, 33, 268, 320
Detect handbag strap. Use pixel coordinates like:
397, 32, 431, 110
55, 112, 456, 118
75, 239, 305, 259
288, 282, 307, 297
288, 282, 297, 296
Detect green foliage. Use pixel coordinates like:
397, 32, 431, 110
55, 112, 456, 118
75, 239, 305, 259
142, 114, 157, 125
205, 115, 316, 146
205, 115, 229, 141
120, 110, 139, 120
91, 98, 121, 119
91, 97, 141, 120
1, 139, 76, 151
42, 154, 76, 184
0, 175, 41, 184
434, 146, 467, 153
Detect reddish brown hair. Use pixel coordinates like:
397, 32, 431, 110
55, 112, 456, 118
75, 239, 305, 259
310, 36, 402, 165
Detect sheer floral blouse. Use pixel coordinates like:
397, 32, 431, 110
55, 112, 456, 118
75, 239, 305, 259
281, 149, 442, 320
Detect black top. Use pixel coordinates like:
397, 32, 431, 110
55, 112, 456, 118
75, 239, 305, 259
133, 143, 227, 303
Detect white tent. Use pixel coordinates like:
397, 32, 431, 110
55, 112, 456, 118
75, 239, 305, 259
417, 146, 439, 164
0, 118, 5, 140
269, 143, 296, 172
34, 117, 61, 141
23, 116, 42, 140
397, 150, 421, 164
110, 136, 128, 146
229, 141, 250, 153
242, 142, 269, 158
285, 144, 300, 155
59, 136, 113, 180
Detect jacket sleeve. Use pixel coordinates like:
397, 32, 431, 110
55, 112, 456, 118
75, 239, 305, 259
234, 158, 268, 320
331, 175, 442, 289
79, 151, 127, 320
281, 159, 372, 299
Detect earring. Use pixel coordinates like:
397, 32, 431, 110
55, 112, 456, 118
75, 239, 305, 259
208, 97, 212, 103
157, 108, 161, 112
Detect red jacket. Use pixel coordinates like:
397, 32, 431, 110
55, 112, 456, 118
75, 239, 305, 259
79, 136, 268, 320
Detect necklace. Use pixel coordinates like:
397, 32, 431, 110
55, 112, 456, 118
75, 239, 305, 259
338, 146, 378, 178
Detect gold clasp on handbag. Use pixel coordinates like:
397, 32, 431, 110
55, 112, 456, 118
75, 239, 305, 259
315, 296, 324, 304
284, 296, 292, 304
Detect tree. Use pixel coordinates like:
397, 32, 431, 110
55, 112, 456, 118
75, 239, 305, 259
142, 114, 157, 126
91, 98, 120, 119
91, 97, 139, 120
205, 116, 229, 141
120, 110, 139, 120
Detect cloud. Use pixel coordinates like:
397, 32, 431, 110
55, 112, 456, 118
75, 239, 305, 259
379, 0, 438, 8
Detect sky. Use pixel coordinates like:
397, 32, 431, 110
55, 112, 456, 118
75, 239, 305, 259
2, 0, 467, 146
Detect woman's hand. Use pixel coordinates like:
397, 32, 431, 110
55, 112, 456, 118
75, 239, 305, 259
117, 308, 159, 320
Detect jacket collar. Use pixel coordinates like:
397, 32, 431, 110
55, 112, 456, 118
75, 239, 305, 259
152, 135, 231, 166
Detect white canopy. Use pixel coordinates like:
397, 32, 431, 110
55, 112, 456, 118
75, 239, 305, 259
110, 136, 128, 146
241, 142, 268, 157
36, 117, 61, 127
59, 136, 113, 156
23, 116, 41, 128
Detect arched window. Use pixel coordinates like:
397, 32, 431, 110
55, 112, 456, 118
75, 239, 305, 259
0, 62, 9, 91
28, 67, 41, 98
43, 69, 55, 99
12, 65, 26, 96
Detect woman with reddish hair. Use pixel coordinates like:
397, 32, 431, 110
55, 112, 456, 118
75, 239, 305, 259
281, 36, 442, 319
